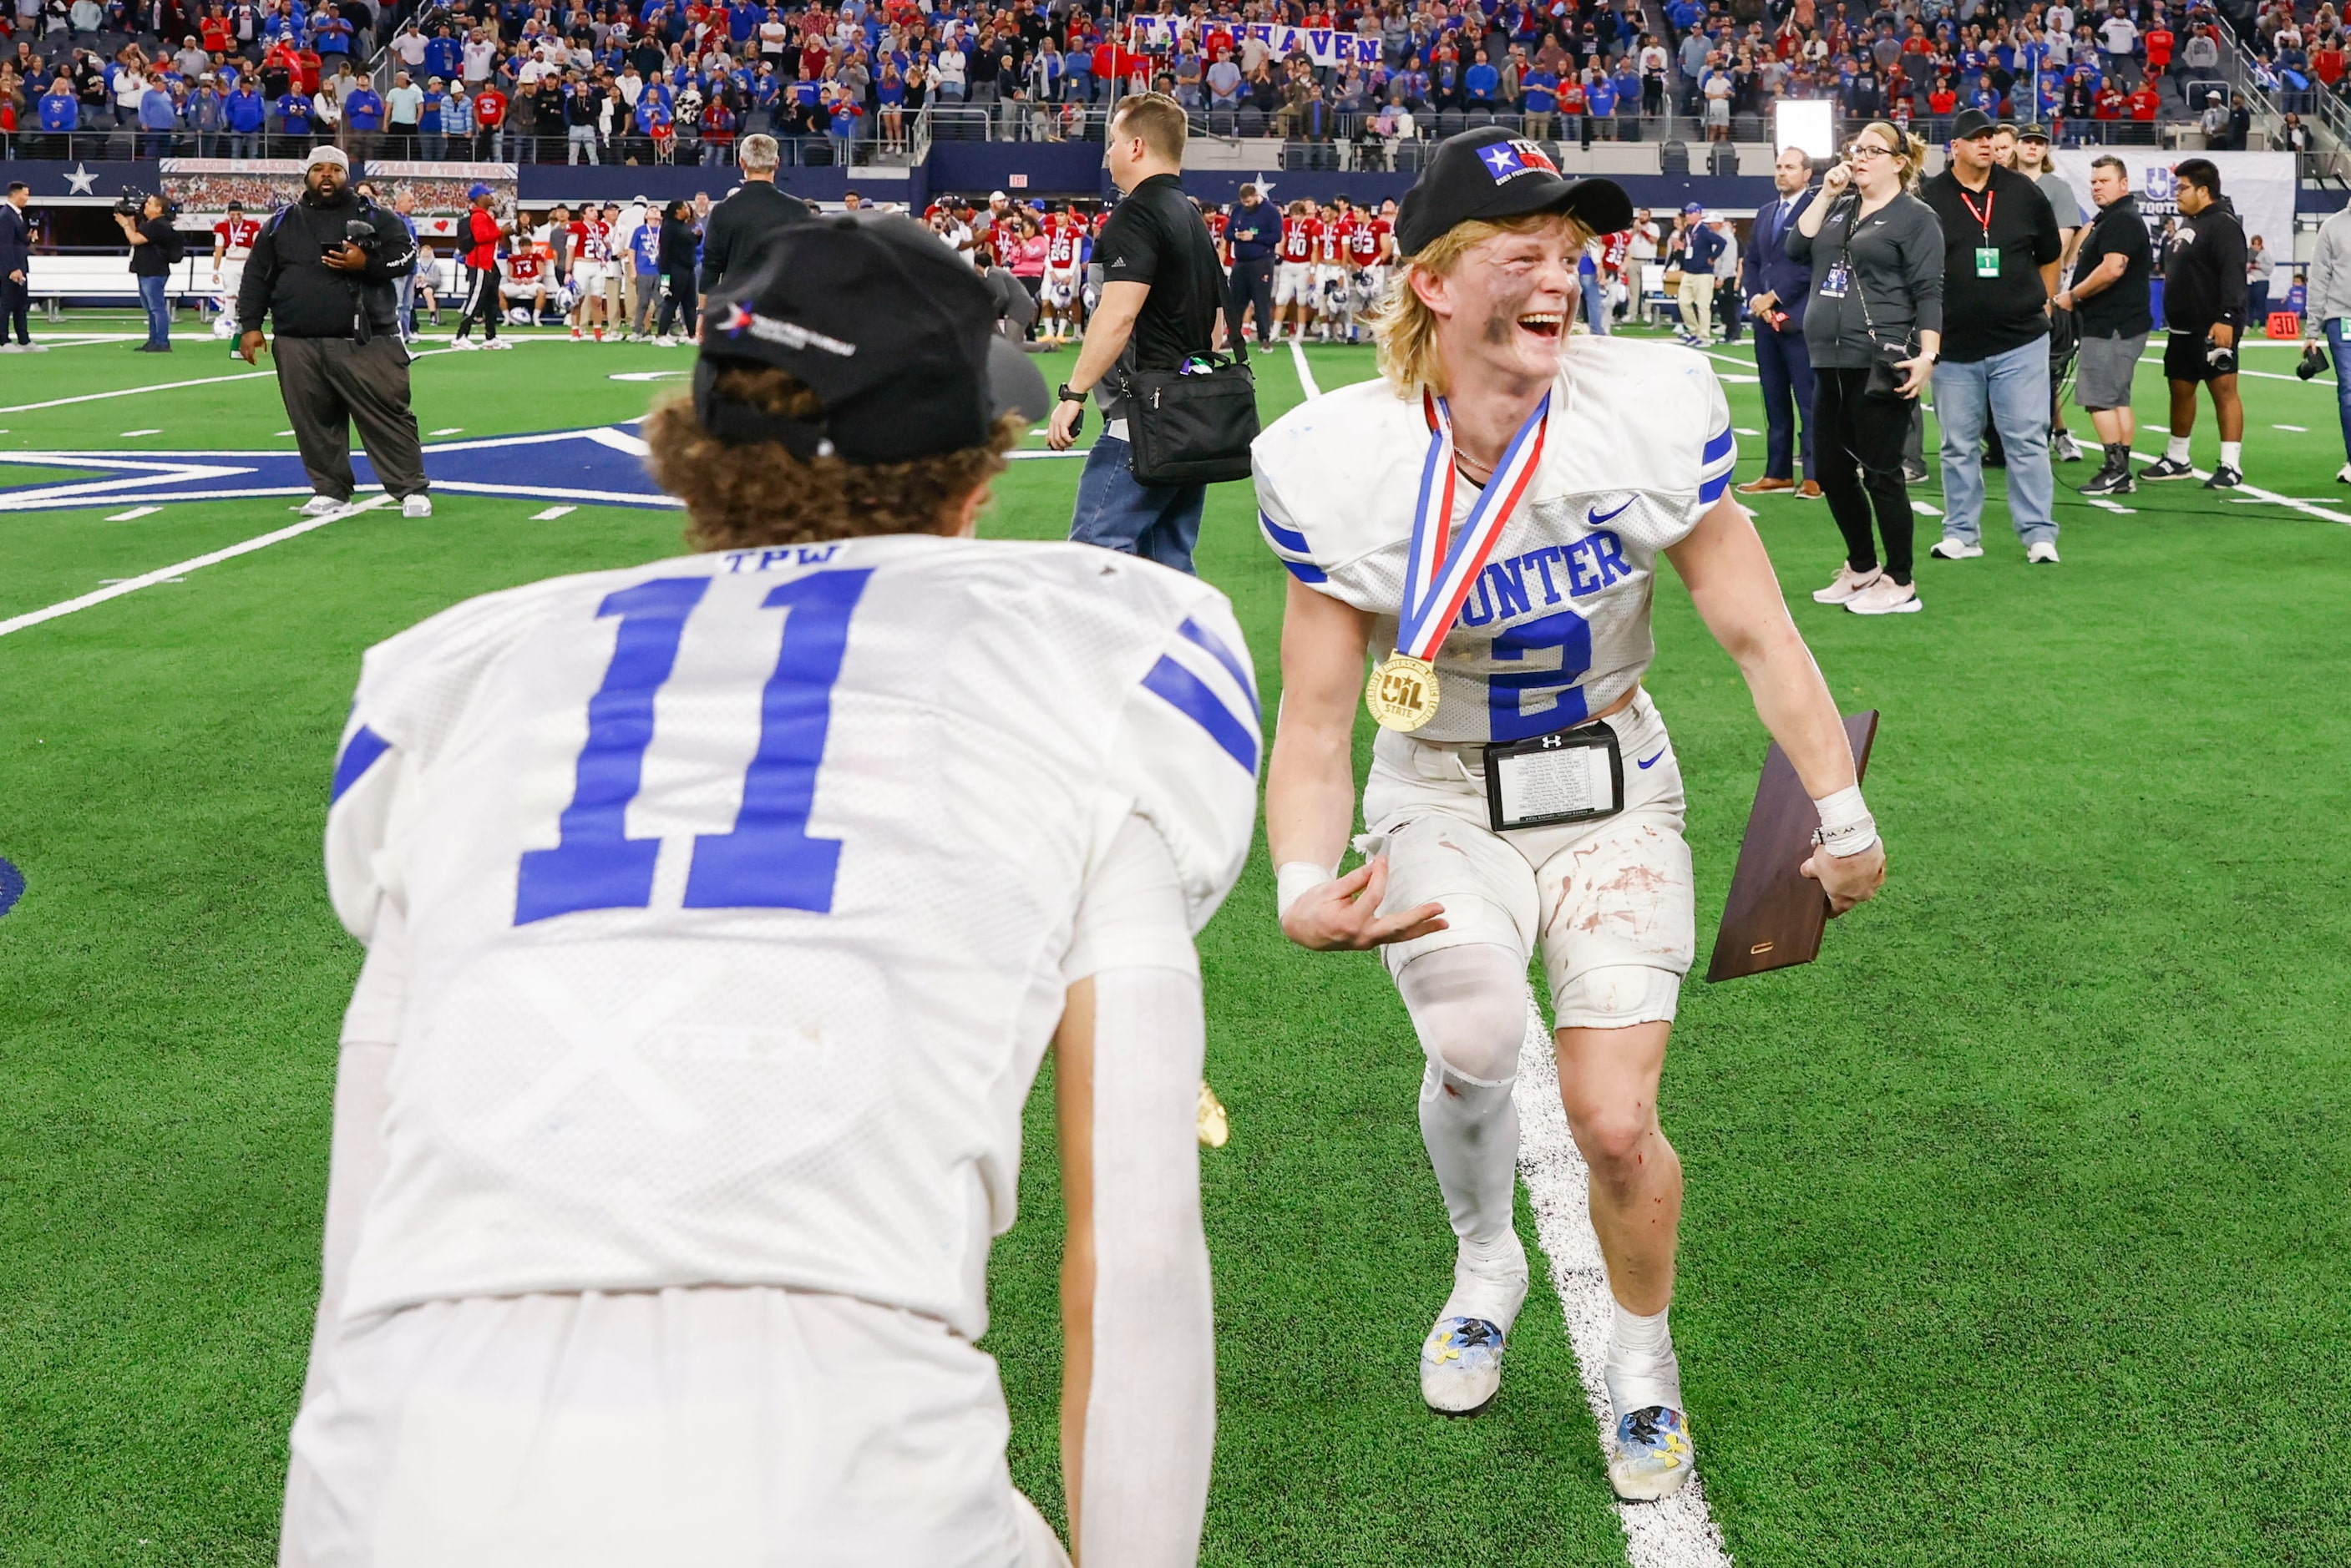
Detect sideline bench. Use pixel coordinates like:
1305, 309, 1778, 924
24, 255, 217, 322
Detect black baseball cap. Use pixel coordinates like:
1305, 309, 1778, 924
2018, 123, 2051, 142
696, 213, 1047, 462
1395, 127, 1634, 255
1950, 107, 1998, 140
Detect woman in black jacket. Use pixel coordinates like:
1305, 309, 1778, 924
1786, 119, 1944, 616
654, 199, 700, 343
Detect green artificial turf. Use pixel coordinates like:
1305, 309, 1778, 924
1, 323, 2346, 1566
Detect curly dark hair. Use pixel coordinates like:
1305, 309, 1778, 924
645, 364, 1021, 552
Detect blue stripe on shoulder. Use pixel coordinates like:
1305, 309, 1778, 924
1142, 656, 1259, 775
1259, 509, 1311, 554
331, 725, 392, 805
1283, 558, 1328, 584
1699, 473, 1730, 506
1178, 615, 1260, 718
1702, 426, 1736, 464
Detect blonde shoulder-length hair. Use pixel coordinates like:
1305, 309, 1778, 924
1366, 210, 1594, 397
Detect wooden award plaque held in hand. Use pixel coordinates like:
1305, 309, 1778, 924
1704, 711, 1879, 983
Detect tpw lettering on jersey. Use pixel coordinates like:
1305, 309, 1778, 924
1457, 530, 1631, 628
721, 544, 845, 573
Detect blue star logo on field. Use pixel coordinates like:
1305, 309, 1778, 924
0, 426, 678, 512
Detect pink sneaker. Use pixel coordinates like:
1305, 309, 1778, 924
1846, 575, 1922, 615
1811, 564, 1882, 604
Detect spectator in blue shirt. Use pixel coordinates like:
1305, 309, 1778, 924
39, 76, 80, 154
138, 81, 182, 156
342, 79, 382, 159
423, 28, 462, 83
277, 89, 314, 142
225, 80, 266, 155
313, 7, 351, 58
1521, 63, 1558, 135
1464, 47, 1498, 104
1585, 67, 1617, 138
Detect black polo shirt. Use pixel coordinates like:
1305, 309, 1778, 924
1094, 172, 1224, 417
2071, 191, 2154, 338
1920, 163, 2063, 362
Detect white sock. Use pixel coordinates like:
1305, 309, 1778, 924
1604, 1297, 1684, 1418
2220, 440, 2242, 470
2166, 434, 2192, 463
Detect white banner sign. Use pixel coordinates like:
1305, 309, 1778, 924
2050, 149, 2296, 278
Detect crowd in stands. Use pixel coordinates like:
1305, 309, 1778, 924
1, 0, 2346, 163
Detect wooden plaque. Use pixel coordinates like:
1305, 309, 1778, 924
1703, 711, 1879, 984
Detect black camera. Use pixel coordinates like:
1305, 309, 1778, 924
114, 186, 153, 216
2298, 341, 2331, 381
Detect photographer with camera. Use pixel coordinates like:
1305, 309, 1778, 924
1786, 119, 1944, 617
115, 190, 184, 352
236, 146, 432, 519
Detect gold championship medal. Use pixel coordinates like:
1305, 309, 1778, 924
1367, 652, 1441, 731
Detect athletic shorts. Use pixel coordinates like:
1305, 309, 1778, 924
2075, 330, 2149, 409
1274, 260, 1315, 305
1355, 264, 1390, 304
1360, 688, 1695, 1029
2163, 328, 2234, 383
1041, 266, 1079, 307
283, 1286, 1071, 1568
1315, 264, 1350, 302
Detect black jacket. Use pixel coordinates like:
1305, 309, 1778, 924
0, 202, 31, 278
236, 186, 417, 339
2164, 196, 2248, 334
128, 214, 182, 277
657, 214, 701, 276
698, 179, 812, 299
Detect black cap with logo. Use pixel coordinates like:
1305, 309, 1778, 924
1950, 107, 1998, 140
695, 213, 1048, 463
1394, 127, 1635, 255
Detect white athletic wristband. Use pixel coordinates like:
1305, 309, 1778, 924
1275, 861, 1338, 921
1812, 785, 1878, 858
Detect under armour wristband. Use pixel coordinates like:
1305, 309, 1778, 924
1275, 861, 1338, 920
1811, 785, 1878, 858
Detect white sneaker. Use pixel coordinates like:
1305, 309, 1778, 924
449, 336, 482, 351
484, 339, 514, 351
402, 493, 433, 518
1811, 563, 1882, 604
2053, 430, 2084, 463
293, 493, 347, 517
1846, 575, 1923, 615
0, 344, 21, 354
21, 342, 47, 352
1929, 537, 1984, 560
654, 335, 675, 347
2336, 463, 2351, 485
1419, 1236, 1529, 1418
2027, 540, 2060, 564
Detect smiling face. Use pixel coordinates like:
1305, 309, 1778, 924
1414, 215, 1578, 391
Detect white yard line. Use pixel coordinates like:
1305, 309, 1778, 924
2129, 450, 2351, 524
1913, 499, 1943, 515
2272, 423, 2308, 432
2084, 496, 2138, 513
1515, 998, 1734, 1568
120, 428, 162, 437
104, 506, 161, 521
530, 505, 577, 519
1290, 338, 1322, 401
0, 494, 395, 640
0, 338, 543, 416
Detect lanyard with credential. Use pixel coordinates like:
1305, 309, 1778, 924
1958, 185, 1999, 277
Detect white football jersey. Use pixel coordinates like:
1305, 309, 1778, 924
323, 535, 1259, 1338
1253, 336, 1735, 744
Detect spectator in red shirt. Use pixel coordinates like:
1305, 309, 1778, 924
2095, 83, 2126, 120
2128, 82, 2161, 123
1928, 77, 1957, 118
474, 83, 508, 160
2313, 40, 2346, 87
2144, 23, 2175, 76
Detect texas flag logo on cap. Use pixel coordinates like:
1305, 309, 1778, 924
1477, 138, 1559, 184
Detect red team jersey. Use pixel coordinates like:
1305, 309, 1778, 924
1347, 216, 1388, 264
1315, 218, 1349, 265
1280, 217, 1317, 263
1046, 219, 1083, 268
214, 217, 261, 257
507, 251, 545, 282
569, 218, 613, 263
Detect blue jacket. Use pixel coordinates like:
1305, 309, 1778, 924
1226, 200, 1281, 261
227, 88, 266, 130
39, 90, 79, 131
1741, 186, 1818, 331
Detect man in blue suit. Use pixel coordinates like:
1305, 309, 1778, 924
1737, 147, 1822, 498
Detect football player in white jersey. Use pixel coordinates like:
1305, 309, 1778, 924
283, 215, 1258, 1567
1254, 130, 1886, 1501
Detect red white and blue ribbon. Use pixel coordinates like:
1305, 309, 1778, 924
1396, 389, 1552, 662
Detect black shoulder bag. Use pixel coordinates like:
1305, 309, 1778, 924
1122, 298, 1262, 486
1842, 196, 1915, 399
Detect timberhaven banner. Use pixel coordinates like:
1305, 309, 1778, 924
2050, 149, 2295, 266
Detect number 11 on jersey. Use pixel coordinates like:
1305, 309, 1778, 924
514, 569, 874, 926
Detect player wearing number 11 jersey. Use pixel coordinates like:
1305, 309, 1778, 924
282, 216, 1256, 1567
1256, 129, 1886, 1499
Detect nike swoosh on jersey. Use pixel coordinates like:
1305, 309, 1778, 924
1636, 748, 1665, 769
1588, 498, 1634, 526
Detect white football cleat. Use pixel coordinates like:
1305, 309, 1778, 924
1811, 563, 1882, 604
2335, 463, 2351, 485
2027, 540, 2060, 564
1419, 1237, 1528, 1418
1928, 537, 1983, 560
402, 494, 433, 518
293, 494, 347, 517
1609, 1405, 1699, 1501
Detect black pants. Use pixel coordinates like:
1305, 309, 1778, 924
1229, 255, 1275, 344
655, 271, 697, 337
1813, 366, 1915, 584
0, 273, 28, 345
272, 332, 428, 501
455, 264, 499, 339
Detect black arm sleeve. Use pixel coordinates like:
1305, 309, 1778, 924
1098, 204, 1163, 286
1905, 203, 1945, 336
237, 218, 277, 331
2214, 219, 2249, 329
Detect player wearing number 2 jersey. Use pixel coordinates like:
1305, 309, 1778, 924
1257, 129, 1885, 1499
283, 216, 1255, 1568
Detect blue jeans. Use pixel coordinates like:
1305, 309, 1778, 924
1578, 271, 1609, 336
1069, 433, 1208, 575
2326, 318, 2351, 465
1751, 319, 1816, 481
137, 274, 170, 346
1933, 339, 2055, 547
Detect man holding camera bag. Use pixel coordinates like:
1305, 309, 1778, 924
237, 146, 432, 519
1045, 92, 1231, 577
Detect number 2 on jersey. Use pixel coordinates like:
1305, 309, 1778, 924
514, 569, 874, 925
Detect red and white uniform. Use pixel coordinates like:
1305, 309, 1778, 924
1349, 213, 1392, 306
500, 249, 548, 296
213, 215, 262, 317
1041, 216, 1084, 307
1314, 215, 1352, 300
1275, 215, 1318, 305
1206, 208, 1229, 271
569, 217, 614, 281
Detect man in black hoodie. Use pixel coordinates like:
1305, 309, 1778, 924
236, 145, 430, 517
2141, 157, 2248, 489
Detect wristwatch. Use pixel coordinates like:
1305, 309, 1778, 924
1057, 382, 1085, 404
